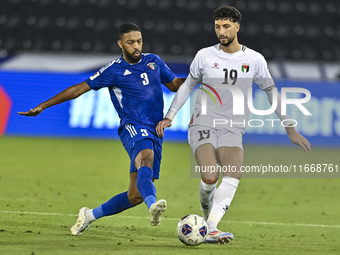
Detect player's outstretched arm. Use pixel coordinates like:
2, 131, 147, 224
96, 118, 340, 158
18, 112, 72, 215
157, 75, 199, 138
164, 77, 186, 92
264, 88, 311, 152
18, 81, 91, 117
156, 118, 172, 138
285, 125, 311, 153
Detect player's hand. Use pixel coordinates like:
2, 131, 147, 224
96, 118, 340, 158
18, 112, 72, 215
156, 118, 172, 138
286, 127, 311, 152
18, 106, 43, 116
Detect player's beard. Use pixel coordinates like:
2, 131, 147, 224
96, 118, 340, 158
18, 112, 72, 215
219, 35, 235, 48
123, 47, 141, 63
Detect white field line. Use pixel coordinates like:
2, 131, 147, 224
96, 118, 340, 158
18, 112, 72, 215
1, 210, 340, 229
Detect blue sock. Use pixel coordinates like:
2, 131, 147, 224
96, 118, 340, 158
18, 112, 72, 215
92, 191, 133, 219
92, 205, 104, 219
137, 166, 156, 209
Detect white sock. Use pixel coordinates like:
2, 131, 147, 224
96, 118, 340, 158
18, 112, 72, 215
207, 176, 239, 232
86, 209, 96, 223
199, 180, 217, 221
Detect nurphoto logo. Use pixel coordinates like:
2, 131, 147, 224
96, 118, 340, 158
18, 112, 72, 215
199, 85, 312, 128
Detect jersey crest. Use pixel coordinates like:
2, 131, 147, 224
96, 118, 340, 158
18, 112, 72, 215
241, 63, 249, 73
147, 62, 156, 70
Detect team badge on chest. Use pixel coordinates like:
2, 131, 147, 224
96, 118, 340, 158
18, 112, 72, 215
147, 62, 156, 70
241, 63, 249, 73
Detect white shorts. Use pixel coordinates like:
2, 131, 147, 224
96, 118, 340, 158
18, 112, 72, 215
188, 125, 243, 154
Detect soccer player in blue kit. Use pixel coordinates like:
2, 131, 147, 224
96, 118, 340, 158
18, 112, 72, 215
18, 22, 184, 235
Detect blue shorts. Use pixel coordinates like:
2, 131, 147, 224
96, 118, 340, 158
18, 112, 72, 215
118, 124, 163, 179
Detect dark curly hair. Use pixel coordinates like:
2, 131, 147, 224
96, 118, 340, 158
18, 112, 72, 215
118, 22, 141, 39
213, 6, 242, 23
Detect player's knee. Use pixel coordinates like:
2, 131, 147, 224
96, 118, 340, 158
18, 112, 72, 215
141, 156, 153, 169
128, 192, 143, 206
202, 178, 218, 185
135, 149, 154, 169
135, 159, 154, 170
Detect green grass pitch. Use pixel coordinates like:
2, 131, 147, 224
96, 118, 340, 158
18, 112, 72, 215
0, 136, 339, 255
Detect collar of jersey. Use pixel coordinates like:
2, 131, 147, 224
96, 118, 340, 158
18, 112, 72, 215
217, 44, 243, 56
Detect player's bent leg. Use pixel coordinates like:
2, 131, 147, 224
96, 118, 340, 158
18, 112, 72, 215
135, 148, 157, 209
127, 171, 166, 226
71, 171, 144, 235
199, 180, 217, 221
70, 190, 136, 235
127, 171, 144, 205
134, 146, 167, 226
195, 143, 219, 221
206, 146, 243, 240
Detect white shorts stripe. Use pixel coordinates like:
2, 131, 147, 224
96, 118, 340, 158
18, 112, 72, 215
131, 126, 137, 135
126, 125, 135, 138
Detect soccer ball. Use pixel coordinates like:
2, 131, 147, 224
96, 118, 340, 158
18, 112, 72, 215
176, 214, 208, 246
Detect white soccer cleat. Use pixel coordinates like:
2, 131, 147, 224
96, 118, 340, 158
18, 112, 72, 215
205, 230, 234, 244
70, 207, 91, 235
149, 199, 167, 226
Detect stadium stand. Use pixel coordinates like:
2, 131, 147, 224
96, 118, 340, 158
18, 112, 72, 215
0, 0, 339, 60
0, 0, 339, 78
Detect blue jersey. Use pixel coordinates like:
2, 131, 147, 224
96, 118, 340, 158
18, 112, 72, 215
86, 53, 175, 129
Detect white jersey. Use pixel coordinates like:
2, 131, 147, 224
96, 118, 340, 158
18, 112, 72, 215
188, 44, 275, 135
165, 43, 291, 136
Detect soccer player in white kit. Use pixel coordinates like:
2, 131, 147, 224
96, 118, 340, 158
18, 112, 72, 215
156, 6, 311, 244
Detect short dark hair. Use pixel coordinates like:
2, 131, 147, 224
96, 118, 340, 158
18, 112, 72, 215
213, 6, 242, 23
118, 22, 141, 39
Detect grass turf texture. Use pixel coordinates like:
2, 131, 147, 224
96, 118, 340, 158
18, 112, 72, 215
0, 136, 339, 255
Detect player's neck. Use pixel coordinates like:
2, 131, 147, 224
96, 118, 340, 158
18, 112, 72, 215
123, 56, 135, 64
219, 40, 241, 54
122, 55, 141, 64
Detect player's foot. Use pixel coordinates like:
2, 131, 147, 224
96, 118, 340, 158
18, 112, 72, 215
149, 199, 167, 226
70, 207, 91, 235
205, 230, 234, 244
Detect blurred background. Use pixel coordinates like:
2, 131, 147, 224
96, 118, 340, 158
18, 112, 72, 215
1, 0, 340, 62
0, 0, 340, 147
